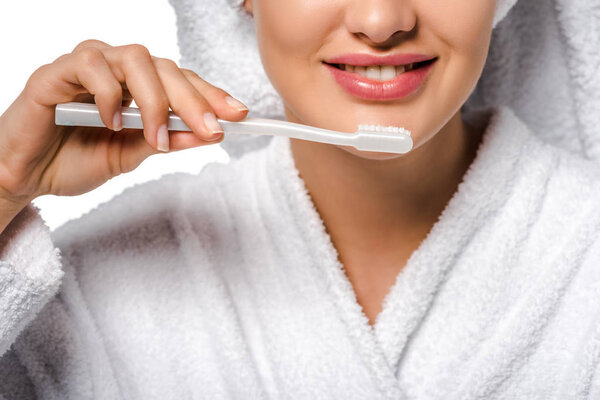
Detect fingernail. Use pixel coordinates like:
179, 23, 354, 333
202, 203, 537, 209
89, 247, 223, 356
203, 112, 224, 137
207, 132, 223, 141
225, 96, 249, 112
113, 110, 122, 131
156, 123, 169, 152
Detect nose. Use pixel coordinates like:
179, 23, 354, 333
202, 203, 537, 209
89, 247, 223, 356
344, 0, 417, 47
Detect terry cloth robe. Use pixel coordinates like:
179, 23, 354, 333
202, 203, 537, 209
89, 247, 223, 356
1, 105, 600, 399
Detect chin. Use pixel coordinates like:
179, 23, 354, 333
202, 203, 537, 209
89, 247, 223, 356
335, 144, 410, 160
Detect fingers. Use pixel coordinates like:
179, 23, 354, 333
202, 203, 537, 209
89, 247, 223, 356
179, 68, 249, 120
27, 39, 249, 156
100, 46, 249, 153
70, 40, 135, 107
74, 48, 123, 131
26, 47, 123, 132
150, 57, 223, 143
98, 44, 171, 152
151, 58, 250, 146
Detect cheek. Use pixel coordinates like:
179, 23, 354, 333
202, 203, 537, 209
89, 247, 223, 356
421, 0, 494, 59
417, 0, 495, 115
255, 0, 328, 55
253, 0, 336, 87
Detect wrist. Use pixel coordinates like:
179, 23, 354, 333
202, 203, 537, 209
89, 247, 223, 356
0, 194, 34, 235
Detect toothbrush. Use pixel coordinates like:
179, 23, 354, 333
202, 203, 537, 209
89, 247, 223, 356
55, 102, 413, 154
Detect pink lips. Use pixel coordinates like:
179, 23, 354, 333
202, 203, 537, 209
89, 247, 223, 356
323, 53, 437, 101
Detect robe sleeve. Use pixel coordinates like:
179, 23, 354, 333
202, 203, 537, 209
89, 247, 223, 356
0, 203, 69, 399
0, 173, 191, 399
0, 203, 63, 357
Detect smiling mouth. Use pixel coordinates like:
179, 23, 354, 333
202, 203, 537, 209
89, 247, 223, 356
323, 58, 437, 81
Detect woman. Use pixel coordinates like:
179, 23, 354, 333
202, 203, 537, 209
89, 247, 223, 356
1, 0, 599, 398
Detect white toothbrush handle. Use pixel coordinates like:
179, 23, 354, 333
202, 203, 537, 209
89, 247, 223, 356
55, 101, 355, 143
56, 102, 193, 131
54, 102, 412, 153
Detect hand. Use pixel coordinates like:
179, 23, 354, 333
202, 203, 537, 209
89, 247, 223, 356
0, 39, 249, 207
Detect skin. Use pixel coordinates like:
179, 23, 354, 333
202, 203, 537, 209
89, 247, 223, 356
243, 0, 496, 326
0, 40, 249, 234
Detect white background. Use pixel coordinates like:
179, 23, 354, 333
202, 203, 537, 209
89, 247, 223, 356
0, 0, 229, 231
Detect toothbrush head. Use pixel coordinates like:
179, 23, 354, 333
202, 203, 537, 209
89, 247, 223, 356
353, 124, 414, 154
357, 124, 412, 137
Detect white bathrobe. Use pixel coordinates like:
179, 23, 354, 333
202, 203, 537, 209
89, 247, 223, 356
1, 105, 600, 399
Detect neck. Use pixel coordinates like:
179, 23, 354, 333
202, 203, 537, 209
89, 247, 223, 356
289, 110, 486, 262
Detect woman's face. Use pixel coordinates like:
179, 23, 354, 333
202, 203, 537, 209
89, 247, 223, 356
243, 0, 496, 160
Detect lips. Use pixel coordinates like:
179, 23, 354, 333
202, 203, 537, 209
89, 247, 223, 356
324, 60, 436, 101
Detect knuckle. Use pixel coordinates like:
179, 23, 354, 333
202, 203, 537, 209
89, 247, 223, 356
179, 68, 198, 77
182, 71, 226, 97
123, 43, 152, 62
169, 100, 195, 125
97, 82, 122, 101
205, 84, 227, 98
192, 93, 211, 110
195, 82, 226, 102
25, 64, 51, 91
173, 97, 207, 121
77, 47, 105, 68
72, 39, 95, 52
144, 93, 170, 116
111, 79, 123, 95
28, 63, 50, 81
182, 69, 206, 84
181, 70, 211, 89
154, 91, 170, 109
153, 57, 178, 70
72, 39, 107, 53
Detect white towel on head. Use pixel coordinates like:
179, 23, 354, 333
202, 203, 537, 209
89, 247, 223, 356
464, 0, 600, 161
493, 0, 519, 27
168, 0, 600, 162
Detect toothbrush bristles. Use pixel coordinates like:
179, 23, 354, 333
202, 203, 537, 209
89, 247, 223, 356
357, 124, 411, 137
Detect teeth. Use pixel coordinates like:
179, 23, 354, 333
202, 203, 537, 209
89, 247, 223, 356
341, 64, 414, 81
366, 65, 381, 80
380, 65, 396, 80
